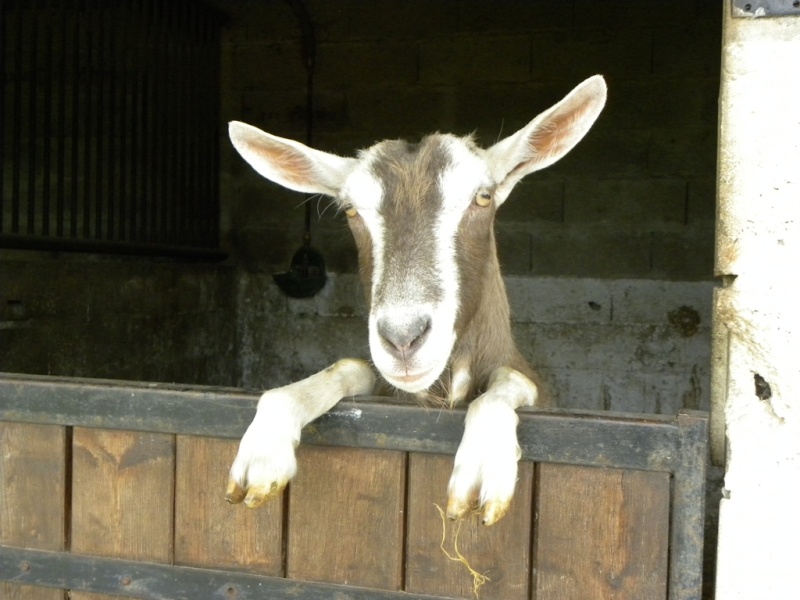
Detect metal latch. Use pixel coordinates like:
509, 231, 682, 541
732, 0, 800, 17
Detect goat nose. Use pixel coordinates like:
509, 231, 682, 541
377, 314, 432, 357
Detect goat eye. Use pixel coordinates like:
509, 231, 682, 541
344, 205, 358, 218
475, 192, 492, 207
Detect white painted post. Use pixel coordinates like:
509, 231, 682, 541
713, 5, 800, 599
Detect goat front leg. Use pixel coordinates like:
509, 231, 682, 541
447, 366, 538, 525
226, 358, 375, 508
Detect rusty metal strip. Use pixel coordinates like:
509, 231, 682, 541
668, 410, 710, 600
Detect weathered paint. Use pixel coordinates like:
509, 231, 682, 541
713, 7, 800, 600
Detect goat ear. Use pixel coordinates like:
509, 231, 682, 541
487, 75, 607, 205
229, 121, 357, 197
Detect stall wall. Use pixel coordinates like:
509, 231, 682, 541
0, 256, 238, 386
221, 0, 720, 281
221, 0, 721, 413
1, 0, 722, 411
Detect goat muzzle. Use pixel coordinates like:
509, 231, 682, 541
376, 313, 432, 359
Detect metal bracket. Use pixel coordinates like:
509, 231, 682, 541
733, 0, 800, 17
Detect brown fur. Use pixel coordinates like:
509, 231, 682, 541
345, 135, 551, 407
451, 196, 551, 406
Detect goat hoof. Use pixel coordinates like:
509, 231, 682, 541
225, 480, 247, 504
226, 479, 286, 509
481, 499, 511, 526
227, 476, 291, 508
243, 482, 284, 508
446, 495, 475, 521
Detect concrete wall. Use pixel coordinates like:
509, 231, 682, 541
220, 0, 720, 415
1, 0, 721, 414
239, 272, 714, 413
0, 254, 238, 386
220, 0, 721, 281
713, 8, 800, 600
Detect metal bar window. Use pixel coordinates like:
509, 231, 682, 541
1, 0, 225, 259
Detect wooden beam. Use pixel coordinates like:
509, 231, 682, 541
0, 546, 453, 600
0, 373, 686, 472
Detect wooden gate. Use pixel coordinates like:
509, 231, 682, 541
0, 374, 707, 600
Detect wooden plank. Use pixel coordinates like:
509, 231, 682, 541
286, 445, 405, 590
405, 453, 534, 600
174, 435, 283, 575
0, 374, 257, 438
534, 463, 671, 600
0, 423, 66, 600
0, 545, 456, 600
0, 374, 688, 473
71, 428, 174, 600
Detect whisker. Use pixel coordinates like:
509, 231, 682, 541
495, 118, 505, 144
317, 196, 338, 219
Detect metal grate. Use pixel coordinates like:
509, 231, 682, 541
0, 0, 225, 259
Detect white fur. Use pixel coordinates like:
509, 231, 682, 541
229, 392, 301, 502
439, 136, 492, 212
449, 367, 472, 406
341, 153, 384, 212
227, 359, 375, 507
369, 139, 490, 392
447, 367, 537, 524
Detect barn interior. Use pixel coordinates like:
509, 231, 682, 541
1, 1, 723, 598
1, 0, 721, 409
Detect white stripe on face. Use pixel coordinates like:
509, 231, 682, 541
343, 136, 491, 393
438, 136, 492, 214
433, 134, 493, 352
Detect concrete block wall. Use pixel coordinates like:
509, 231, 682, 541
219, 0, 721, 281
220, 0, 720, 416
238, 272, 713, 413
0, 1, 720, 418
0, 256, 239, 386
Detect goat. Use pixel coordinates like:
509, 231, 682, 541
226, 75, 607, 525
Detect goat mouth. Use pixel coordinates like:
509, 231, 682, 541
383, 365, 441, 393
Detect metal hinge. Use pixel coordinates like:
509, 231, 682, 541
732, 0, 800, 17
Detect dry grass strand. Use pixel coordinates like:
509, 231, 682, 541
434, 503, 490, 598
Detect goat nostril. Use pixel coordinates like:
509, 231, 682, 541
377, 315, 432, 355
408, 318, 432, 350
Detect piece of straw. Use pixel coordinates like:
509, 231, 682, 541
434, 503, 490, 598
